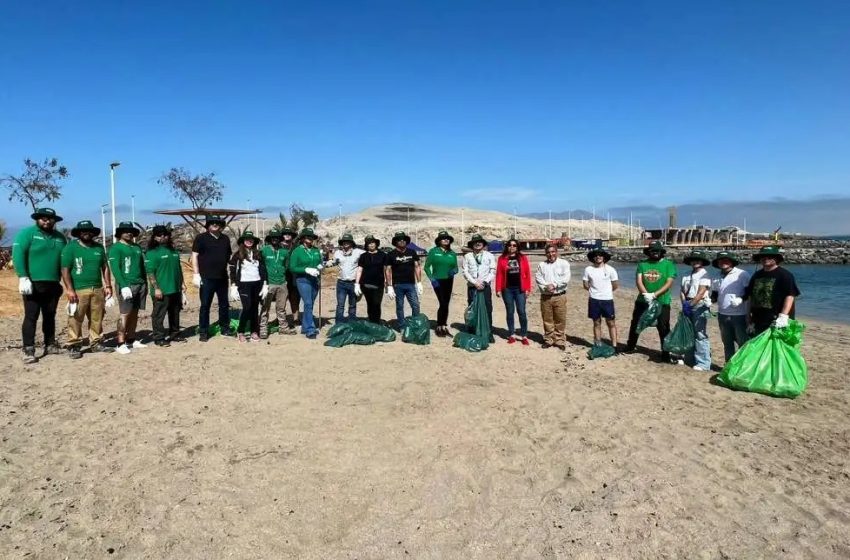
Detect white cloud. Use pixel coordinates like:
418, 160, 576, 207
461, 188, 540, 202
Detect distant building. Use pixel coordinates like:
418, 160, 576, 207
643, 226, 744, 246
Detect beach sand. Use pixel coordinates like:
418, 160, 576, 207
0, 266, 848, 559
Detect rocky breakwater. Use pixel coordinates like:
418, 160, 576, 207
562, 244, 850, 265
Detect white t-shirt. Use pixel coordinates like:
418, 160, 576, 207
713, 267, 751, 316
240, 258, 261, 282
681, 268, 712, 307
582, 264, 619, 300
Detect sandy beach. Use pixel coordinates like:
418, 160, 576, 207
0, 266, 848, 559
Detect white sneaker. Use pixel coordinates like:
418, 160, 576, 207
693, 365, 708, 371
131, 341, 147, 349
675, 359, 685, 365
116, 344, 131, 355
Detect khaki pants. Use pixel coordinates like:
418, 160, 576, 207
540, 292, 567, 347
259, 284, 294, 335
67, 287, 105, 346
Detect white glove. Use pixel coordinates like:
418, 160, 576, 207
354, 284, 362, 297
181, 291, 189, 307
259, 283, 269, 299
728, 295, 744, 307
773, 313, 790, 328
120, 287, 133, 301
386, 286, 396, 300
416, 282, 423, 296
18, 277, 33, 295
305, 267, 319, 277
642, 292, 655, 303
104, 296, 115, 309
67, 302, 78, 316
192, 274, 202, 288
229, 285, 240, 302
317, 264, 325, 271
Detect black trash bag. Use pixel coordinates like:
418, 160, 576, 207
636, 300, 661, 333
662, 312, 696, 354
350, 320, 396, 342
324, 331, 377, 348
587, 342, 616, 360
402, 313, 431, 345
453, 332, 486, 352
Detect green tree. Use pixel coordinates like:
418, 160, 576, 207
2, 157, 69, 210
157, 167, 225, 209
278, 203, 319, 232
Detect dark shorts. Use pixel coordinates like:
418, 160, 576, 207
118, 283, 148, 314
588, 298, 615, 320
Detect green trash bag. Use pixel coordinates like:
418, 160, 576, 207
587, 342, 616, 360
196, 317, 240, 337
402, 313, 431, 345
324, 331, 377, 348
327, 322, 353, 338
717, 320, 808, 399
636, 300, 661, 333
350, 320, 396, 342
462, 291, 492, 350
663, 312, 696, 354
453, 332, 486, 352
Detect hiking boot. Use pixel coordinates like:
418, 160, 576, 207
199, 333, 209, 342
22, 346, 37, 364
44, 343, 66, 356
69, 346, 83, 359
259, 330, 269, 340
169, 334, 187, 343
89, 343, 113, 354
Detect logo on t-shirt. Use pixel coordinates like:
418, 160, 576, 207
752, 278, 775, 309
74, 257, 84, 275
642, 269, 661, 283
394, 255, 414, 264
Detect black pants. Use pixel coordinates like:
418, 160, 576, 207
286, 271, 301, 321
362, 285, 383, 323
238, 281, 262, 335
22, 281, 63, 348
151, 293, 181, 341
199, 277, 230, 334
626, 300, 671, 357
467, 284, 493, 328
434, 277, 454, 327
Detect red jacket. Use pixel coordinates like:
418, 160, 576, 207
495, 253, 532, 292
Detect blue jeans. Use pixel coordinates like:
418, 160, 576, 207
335, 280, 357, 323
686, 309, 711, 370
718, 313, 749, 362
295, 275, 319, 336
501, 287, 528, 337
394, 283, 420, 328
199, 277, 230, 335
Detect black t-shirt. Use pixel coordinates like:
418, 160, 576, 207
386, 248, 419, 285
746, 267, 800, 321
505, 255, 521, 289
192, 232, 232, 279
358, 251, 387, 288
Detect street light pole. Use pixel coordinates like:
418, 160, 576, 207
131, 195, 135, 223
100, 204, 109, 250
109, 162, 120, 237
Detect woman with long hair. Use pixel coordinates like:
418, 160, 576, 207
423, 230, 458, 336
145, 225, 187, 346
228, 230, 268, 342
287, 228, 323, 339
355, 235, 387, 324
495, 238, 532, 345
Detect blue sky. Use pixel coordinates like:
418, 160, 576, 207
2, 0, 849, 232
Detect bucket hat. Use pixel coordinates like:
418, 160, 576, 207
298, 227, 319, 241
237, 230, 261, 245
752, 245, 785, 263
364, 235, 380, 248
115, 221, 141, 237
434, 230, 454, 245
338, 232, 356, 245
683, 250, 711, 266
71, 220, 101, 237
587, 248, 612, 262
467, 234, 488, 249
643, 241, 666, 256
265, 227, 283, 243
31, 207, 63, 222
391, 231, 411, 245
712, 250, 740, 268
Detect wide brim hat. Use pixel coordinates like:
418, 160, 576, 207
71, 220, 101, 237
752, 245, 785, 263
278, 226, 297, 237
587, 248, 611, 262
115, 221, 141, 237
683, 250, 711, 266
204, 215, 226, 228
338, 233, 356, 245
643, 241, 666, 256
364, 235, 380, 248
31, 207, 63, 222
434, 230, 454, 245
467, 234, 488, 249
151, 225, 172, 237
391, 231, 411, 245
712, 251, 740, 268
238, 230, 261, 245
298, 228, 319, 241
265, 228, 283, 242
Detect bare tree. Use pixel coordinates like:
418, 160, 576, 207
278, 203, 319, 231
157, 167, 225, 209
1, 158, 69, 210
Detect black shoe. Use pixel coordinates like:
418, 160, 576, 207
155, 339, 171, 347
69, 346, 83, 359
169, 334, 187, 343
199, 333, 209, 342
623, 346, 636, 354
89, 343, 113, 354
541, 342, 552, 349
45, 343, 66, 356
220, 330, 233, 337
22, 346, 37, 364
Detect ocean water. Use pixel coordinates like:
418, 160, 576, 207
608, 263, 850, 325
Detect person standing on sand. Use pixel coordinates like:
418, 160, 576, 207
462, 234, 496, 332
328, 233, 364, 324
61, 220, 113, 358
581, 248, 619, 350
192, 215, 232, 341
355, 235, 387, 324
108, 221, 147, 355
288, 228, 324, 339
535, 244, 571, 349
385, 231, 423, 330
280, 227, 301, 327
145, 225, 187, 347
494, 238, 531, 345
745, 245, 800, 335
680, 250, 713, 371
711, 251, 750, 362
228, 230, 269, 342
424, 230, 459, 337
259, 228, 296, 337
13, 207, 68, 363
625, 241, 676, 362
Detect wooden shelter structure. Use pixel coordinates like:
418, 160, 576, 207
153, 208, 260, 235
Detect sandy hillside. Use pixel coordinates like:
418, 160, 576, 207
0, 266, 848, 559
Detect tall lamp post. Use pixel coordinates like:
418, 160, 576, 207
131, 194, 135, 223
100, 204, 109, 250
109, 162, 121, 237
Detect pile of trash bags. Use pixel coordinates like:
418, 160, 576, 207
453, 291, 492, 352
324, 320, 397, 347
717, 320, 808, 398
401, 314, 431, 345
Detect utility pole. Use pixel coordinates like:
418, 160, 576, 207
100, 204, 108, 250
131, 194, 135, 223
548, 210, 552, 239
461, 208, 465, 246
568, 210, 572, 239
109, 162, 120, 237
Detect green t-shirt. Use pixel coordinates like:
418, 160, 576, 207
423, 247, 459, 280
145, 246, 183, 295
12, 225, 67, 282
61, 240, 107, 290
108, 241, 146, 289
636, 258, 678, 305
261, 245, 288, 285
288, 245, 323, 274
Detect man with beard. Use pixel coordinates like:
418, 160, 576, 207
625, 241, 677, 362
259, 227, 297, 337
280, 227, 301, 327
191, 215, 232, 341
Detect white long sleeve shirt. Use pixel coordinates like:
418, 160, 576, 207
535, 258, 571, 294
712, 267, 751, 316
462, 250, 496, 286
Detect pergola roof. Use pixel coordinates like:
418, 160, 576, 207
153, 208, 262, 233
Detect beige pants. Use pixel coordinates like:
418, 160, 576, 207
540, 292, 567, 347
259, 284, 294, 335
67, 287, 105, 345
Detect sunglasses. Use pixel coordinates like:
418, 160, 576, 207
507, 243, 518, 247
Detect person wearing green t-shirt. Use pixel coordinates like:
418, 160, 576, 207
259, 228, 296, 337
60, 220, 113, 358
625, 241, 677, 362
145, 225, 186, 347
108, 222, 147, 354
12, 207, 68, 363
288, 228, 324, 338
424, 230, 459, 336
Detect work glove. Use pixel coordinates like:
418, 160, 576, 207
642, 292, 655, 303
773, 313, 790, 329
120, 287, 133, 301
354, 284, 362, 297
259, 283, 269, 299
317, 264, 325, 271
229, 285, 240, 302
305, 267, 320, 277
18, 277, 33, 295
728, 295, 744, 307
104, 296, 115, 309
416, 282, 423, 296
430, 278, 440, 289
67, 302, 78, 316
181, 291, 189, 308
682, 301, 693, 317
192, 274, 202, 288
386, 286, 396, 300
